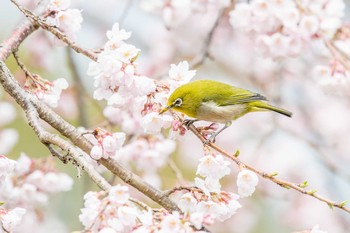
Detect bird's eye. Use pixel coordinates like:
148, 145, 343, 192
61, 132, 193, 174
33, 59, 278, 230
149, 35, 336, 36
174, 98, 182, 107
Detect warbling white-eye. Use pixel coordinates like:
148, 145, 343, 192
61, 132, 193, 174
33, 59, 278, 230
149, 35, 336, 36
159, 80, 292, 143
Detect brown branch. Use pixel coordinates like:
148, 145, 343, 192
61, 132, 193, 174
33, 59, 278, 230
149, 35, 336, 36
0, 61, 111, 191
0, 58, 180, 211
10, 0, 97, 61
190, 9, 225, 69
171, 112, 350, 214
0, 21, 38, 61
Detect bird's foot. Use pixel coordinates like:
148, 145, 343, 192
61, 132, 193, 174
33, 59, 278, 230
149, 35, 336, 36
182, 119, 198, 129
203, 133, 217, 145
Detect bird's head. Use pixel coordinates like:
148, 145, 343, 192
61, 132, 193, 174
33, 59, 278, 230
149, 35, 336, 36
159, 84, 198, 117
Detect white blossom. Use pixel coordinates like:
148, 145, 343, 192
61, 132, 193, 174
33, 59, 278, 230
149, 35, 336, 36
0, 155, 16, 179
0, 207, 26, 232
178, 193, 198, 213
0, 129, 18, 154
196, 155, 230, 179
0, 102, 16, 127
141, 112, 173, 134
237, 169, 259, 197
168, 61, 196, 86
109, 185, 130, 204
159, 212, 182, 233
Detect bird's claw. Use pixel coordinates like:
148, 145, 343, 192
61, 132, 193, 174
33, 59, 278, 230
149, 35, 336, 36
204, 134, 216, 145
182, 119, 197, 129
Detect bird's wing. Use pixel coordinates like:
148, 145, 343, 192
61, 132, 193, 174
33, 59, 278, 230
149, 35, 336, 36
218, 92, 267, 106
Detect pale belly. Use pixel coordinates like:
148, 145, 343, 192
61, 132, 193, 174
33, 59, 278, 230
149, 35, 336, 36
196, 101, 247, 123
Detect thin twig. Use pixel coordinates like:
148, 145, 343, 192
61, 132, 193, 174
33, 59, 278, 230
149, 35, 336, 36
167, 157, 185, 184
325, 40, 350, 70
190, 8, 226, 69
0, 64, 111, 191
0, 60, 180, 212
171, 112, 350, 214
66, 48, 89, 127
11, 0, 97, 61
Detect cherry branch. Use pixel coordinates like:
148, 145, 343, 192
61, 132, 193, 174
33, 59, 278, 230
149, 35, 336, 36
10, 0, 97, 61
0, 11, 181, 211
0, 61, 111, 191
171, 112, 350, 214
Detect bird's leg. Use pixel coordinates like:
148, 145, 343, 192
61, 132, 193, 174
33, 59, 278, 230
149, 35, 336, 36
182, 119, 199, 129
204, 121, 232, 144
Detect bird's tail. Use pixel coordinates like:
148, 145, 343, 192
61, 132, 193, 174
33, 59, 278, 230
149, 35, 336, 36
250, 102, 292, 117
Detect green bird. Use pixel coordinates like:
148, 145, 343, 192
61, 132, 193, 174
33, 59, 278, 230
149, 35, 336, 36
160, 80, 292, 143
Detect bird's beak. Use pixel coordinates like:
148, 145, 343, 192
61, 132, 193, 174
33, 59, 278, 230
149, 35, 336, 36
159, 106, 171, 115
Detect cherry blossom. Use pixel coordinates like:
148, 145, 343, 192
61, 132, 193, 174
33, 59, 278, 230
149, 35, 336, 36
0, 155, 16, 180
0, 102, 16, 127
229, 0, 346, 59
24, 74, 69, 108
168, 61, 196, 87
236, 169, 259, 197
46, 2, 83, 40
48, 0, 71, 11
88, 128, 126, 160
196, 154, 231, 179
0, 207, 26, 232
108, 185, 130, 204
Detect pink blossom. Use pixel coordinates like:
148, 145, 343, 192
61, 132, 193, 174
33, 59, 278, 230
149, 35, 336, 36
0, 207, 26, 232
109, 185, 130, 204
89, 129, 125, 159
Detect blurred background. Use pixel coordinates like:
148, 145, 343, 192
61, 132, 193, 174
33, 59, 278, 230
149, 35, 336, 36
1, 0, 350, 232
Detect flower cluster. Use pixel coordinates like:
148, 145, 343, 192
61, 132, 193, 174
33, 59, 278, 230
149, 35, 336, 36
229, 0, 346, 59
0, 156, 26, 232
174, 152, 241, 228
0, 154, 73, 232
116, 135, 176, 187
0, 153, 73, 207
236, 169, 259, 197
89, 23, 196, 135
0, 101, 18, 154
0, 207, 26, 232
79, 185, 206, 232
313, 62, 350, 95
24, 74, 69, 107
46, 0, 83, 40
87, 128, 126, 160
139, 0, 230, 28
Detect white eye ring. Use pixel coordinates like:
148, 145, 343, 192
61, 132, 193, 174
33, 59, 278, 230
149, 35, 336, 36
174, 98, 182, 107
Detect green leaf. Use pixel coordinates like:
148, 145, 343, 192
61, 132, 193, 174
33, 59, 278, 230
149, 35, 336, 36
307, 190, 317, 195
299, 181, 308, 188
269, 172, 278, 177
339, 200, 347, 207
